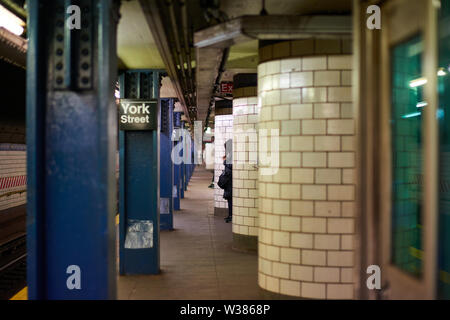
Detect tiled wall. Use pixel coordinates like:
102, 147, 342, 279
0, 148, 27, 211
232, 96, 260, 237
214, 114, 234, 210
257, 54, 356, 299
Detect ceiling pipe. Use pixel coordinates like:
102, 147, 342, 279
167, 0, 193, 108
204, 47, 229, 130
179, 0, 195, 101
139, 0, 191, 123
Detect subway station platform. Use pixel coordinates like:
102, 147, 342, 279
118, 166, 263, 300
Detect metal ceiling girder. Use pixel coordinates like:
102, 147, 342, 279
0, 27, 27, 68
194, 15, 353, 48
138, 0, 192, 124
196, 46, 224, 125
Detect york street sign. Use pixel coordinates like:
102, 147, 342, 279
119, 99, 158, 131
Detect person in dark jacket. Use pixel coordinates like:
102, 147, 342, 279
223, 139, 233, 223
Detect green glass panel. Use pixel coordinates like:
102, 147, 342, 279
391, 35, 423, 277
438, 0, 450, 300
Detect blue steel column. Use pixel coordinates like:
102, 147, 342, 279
180, 121, 186, 198
160, 98, 174, 230
183, 122, 188, 191
26, 0, 120, 299
173, 112, 182, 210
119, 70, 163, 274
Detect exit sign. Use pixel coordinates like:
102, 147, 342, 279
119, 99, 158, 131
220, 82, 233, 94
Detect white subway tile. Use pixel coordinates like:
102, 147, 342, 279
291, 168, 314, 184
302, 120, 326, 135
327, 251, 354, 267
314, 136, 341, 151
291, 72, 313, 88
314, 234, 340, 250
314, 71, 341, 86
314, 267, 340, 283
328, 87, 352, 102
280, 279, 301, 296
281, 58, 302, 73
327, 284, 354, 299
291, 104, 313, 119
302, 217, 327, 233
302, 282, 326, 299
328, 185, 355, 201
328, 218, 355, 234
281, 88, 301, 104
302, 87, 327, 103
291, 136, 314, 151
302, 152, 327, 168
315, 201, 341, 217
291, 265, 313, 281
315, 168, 341, 184
291, 233, 313, 249
302, 56, 327, 71
328, 119, 354, 135
314, 103, 340, 119
328, 55, 352, 70
280, 247, 301, 263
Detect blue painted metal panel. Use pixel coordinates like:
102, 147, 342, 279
180, 162, 185, 199
173, 112, 182, 208
160, 99, 174, 230
119, 70, 163, 275
180, 122, 186, 198
26, 0, 119, 299
173, 160, 181, 210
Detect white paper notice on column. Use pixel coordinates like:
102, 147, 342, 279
160, 198, 170, 214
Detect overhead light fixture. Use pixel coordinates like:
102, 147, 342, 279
438, 68, 447, 76
416, 101, 428, 108
0, 5, 25, 36
409, 77, 428, 88
402, 112, 421, 119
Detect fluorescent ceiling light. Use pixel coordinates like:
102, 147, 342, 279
416, 101, 428, 108
402, 112, 421, 119
409, 77, 428, 88
438, 68, 447, 76
0, 5, 25, 36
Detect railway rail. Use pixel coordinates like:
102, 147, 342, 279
0, 234, 26, 300
0, 205, 27, 300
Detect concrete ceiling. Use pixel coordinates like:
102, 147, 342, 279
220, 0, 352, 17
117, 0, 164, 69
226, 40, 259, 69
116, 0, 353, 125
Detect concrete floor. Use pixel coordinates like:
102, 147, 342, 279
118, 166, 264, 300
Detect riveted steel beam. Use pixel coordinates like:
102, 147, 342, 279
194, 15, 353, 48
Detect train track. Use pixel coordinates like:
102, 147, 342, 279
0, 235, 26, 300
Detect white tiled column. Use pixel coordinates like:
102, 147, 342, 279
257, 42, 355, 299
214, 114, 233, 214
232, 95, 260, 250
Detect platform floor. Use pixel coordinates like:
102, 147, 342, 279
118, 166, 264, 300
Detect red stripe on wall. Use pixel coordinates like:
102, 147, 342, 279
0, 175, 27, 190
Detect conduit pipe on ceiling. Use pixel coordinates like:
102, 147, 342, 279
167, 0, 193, 108
180, 0, 195, 101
